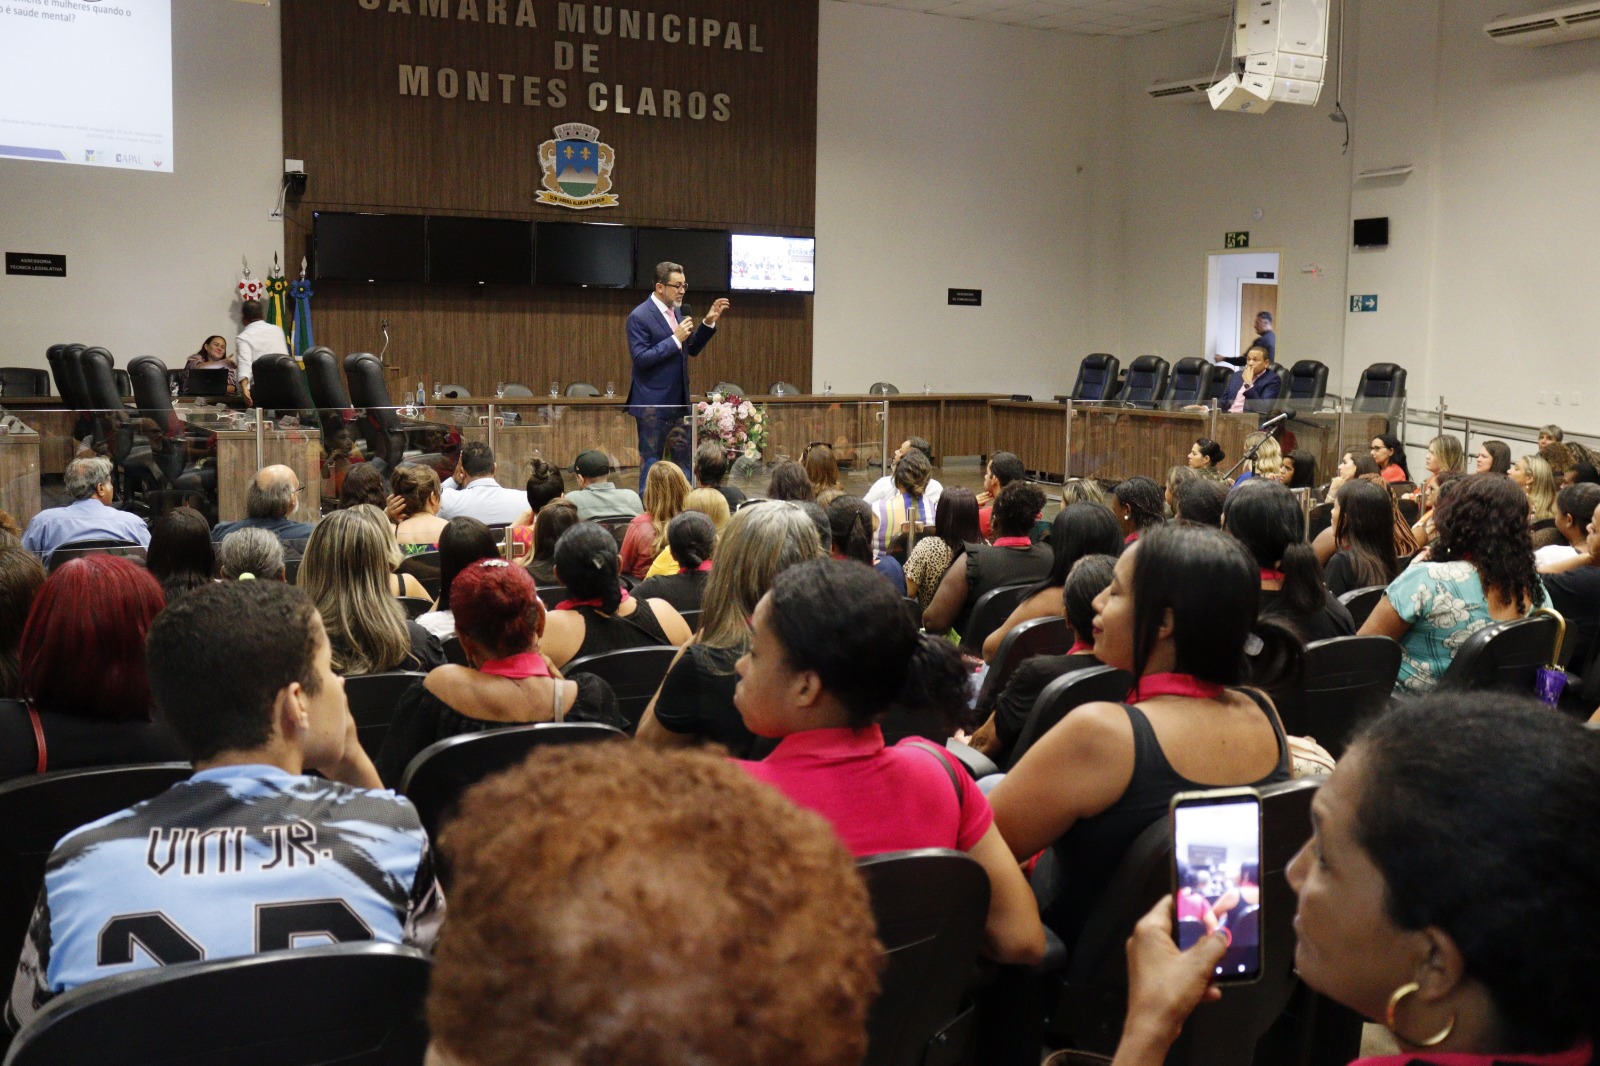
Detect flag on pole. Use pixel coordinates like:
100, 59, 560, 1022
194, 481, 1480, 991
237, 257, 265, 305
265, 253, 289, 333
289, 257, 315, 357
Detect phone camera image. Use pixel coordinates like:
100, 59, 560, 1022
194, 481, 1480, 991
1172, 791, 1263, 983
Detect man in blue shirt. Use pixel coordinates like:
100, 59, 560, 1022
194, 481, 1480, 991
5, 581, 443, 1032
20, 456, 151, 559
209, 465, 315, 555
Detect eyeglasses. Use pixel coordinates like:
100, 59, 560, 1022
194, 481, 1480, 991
660, 281, 687, 290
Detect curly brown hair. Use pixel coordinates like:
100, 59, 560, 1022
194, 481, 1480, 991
429, 744, 882, 1066
1431, 473, 1543, 614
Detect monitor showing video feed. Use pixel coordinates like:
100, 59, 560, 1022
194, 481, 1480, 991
730, 234, 815, 293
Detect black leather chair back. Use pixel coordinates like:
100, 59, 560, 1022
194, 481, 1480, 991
302, 346, 352, 409
1164, 357, 1208, 407
3, 942, 430, 1066
1336, 585, 1386, 628
869, 381, 900, 395
1353, 362, 1407, 419
563, 645, 682, 734
79, 347, 124, 411
1438, 612, 1562, 695
1069, 354, 1121, 403
1278, 634, 1400, 758
1121, 356, 1170, 408
858, 849, 990, 1066
127, 356, 176, 428
114, 368, 132, 398
253, 353, 317, 418
47, 344, 87, 408
397, 550, 442, 599
961, 581, 1037, 654
0, 761, 191, 989
1008, 664, 1133, 770
1203, 363, 1232, 403
974, 615, 1071, 714
0, 367, 50, 397
1285, 360, 1329, 407
345, 671, 427, 761
344, 352, 404, 466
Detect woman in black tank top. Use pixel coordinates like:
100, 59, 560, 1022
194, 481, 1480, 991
988, 524, 1299, 949
538, 523, 692, 669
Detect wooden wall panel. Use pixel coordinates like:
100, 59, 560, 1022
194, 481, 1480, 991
280, 0, 819, 390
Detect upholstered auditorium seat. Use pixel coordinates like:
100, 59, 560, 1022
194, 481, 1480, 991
1282, 359, 1329, 410
1121, 356, 1170, 408
1069, 354, 1120, 403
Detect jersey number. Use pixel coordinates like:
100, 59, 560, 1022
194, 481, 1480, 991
98, 900, 373, 966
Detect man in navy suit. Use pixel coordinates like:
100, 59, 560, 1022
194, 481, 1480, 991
626, 261, 731, 490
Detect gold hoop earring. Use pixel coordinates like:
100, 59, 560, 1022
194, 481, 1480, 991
1385, 982, 1455, 1048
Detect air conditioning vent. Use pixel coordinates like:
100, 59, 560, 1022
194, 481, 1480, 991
1485, 3, 1600, 45
1145, 76, 1217, 104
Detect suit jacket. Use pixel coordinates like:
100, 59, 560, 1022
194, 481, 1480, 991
625, 296, 716, 415
1219, 367, 1281, 411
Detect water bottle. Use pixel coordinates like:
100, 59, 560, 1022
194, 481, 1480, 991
416, 381, 426, 406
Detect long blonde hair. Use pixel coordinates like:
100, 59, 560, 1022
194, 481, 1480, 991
1519, 454, 1558, 524
298, 506, 410, 675
696, 502, 825, 656
684, 487, 731, 533
643, 461, 690, 555
1243, 432, 1283, 479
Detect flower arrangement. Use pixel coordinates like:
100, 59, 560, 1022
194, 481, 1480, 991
695, 391, 768, 462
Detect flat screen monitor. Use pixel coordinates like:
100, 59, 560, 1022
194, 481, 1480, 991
633, 228, 730, 290
181, 367, 230, 398
534, 221, 634, 287
1353, 216, 1389, 249
730, 234, 815, 293
314, 212, 426, 283
429, 216, 533, 284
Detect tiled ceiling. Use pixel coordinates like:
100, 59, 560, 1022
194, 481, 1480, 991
835, 0, 1234, 37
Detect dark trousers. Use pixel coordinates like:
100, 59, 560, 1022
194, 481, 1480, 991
635, 406, 689, 491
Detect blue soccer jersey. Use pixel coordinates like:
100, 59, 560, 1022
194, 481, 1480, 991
6, 765, 444, 1032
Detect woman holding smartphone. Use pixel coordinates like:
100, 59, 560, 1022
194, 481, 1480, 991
1107, 693, 1600, 1066
988, 524, 1296, 951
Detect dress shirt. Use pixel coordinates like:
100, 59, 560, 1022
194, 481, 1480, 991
234, 320, 290, 390
21, 498, 151, 558
438, 477, 530, 525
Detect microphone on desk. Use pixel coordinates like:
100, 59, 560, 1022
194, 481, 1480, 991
1260, 411, 1290, 431
379, 319, 390, 363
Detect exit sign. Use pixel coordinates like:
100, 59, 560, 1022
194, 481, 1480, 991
1225, 231, 1250, 249
1349, 294, 1378, 312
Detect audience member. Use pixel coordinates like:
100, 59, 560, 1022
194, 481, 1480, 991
1476, 439, 1512, 475
1061, 477, 1111, 507
425, 744, 879, 1066
440, 442, 533, 525
210, 464, 313, 553
903, 486, 981, 608
968, 554, 1116, 763
1233, 431, 1283, 485
1324, 449, 1380, 503
218, 526, 285, 582
827, 494, 905, 593
338, 462, 388, 511
764, 459, 814, 503
865, 436, 944, 510
1568, 459, 1600, 486
540, 523, 691, 669
1223, 479, 1354, 643
924, 481, 1052, 637
977, 451, 1026, 538
1165, 465, 1200, 511
517, 458, 566, 525
233, 299, 288, 406
620, 459, 689, 578
1280, 448, 1316, 490
4, 580, 443, 1032
0, 548, 45, 699
1187, 437, 1226, 476
146, 505, 215, 601
1371, 433, 1411, 484
1536, 483, 1600, 570
870, 448, 935, 558
1511, 453, 1560, 545
1361, 474, 1547, 695
562, 449, 644, 522
1405, 468, 1465, 551
184, 333, 237, 393
1415, 434, 1466, 511
1540, 439, 1576, 481
526, 499, 579, 587
1324, 478, 1402, 597
1218, 346, 1280, 412
802, 442, 843, 498
1114, 694, 1600, 1066
738, 559, 1045, 965
0, 556, 181, 783
415, 517, 501, 640
642, 487, 731, 578
376, 559, 625, 786
1114, 476, 1166, 543
390, 463, 449, 554
298, 507, 446, 675
1537, 493, 1600, 687
981, 501, 1122, 663
21, 457, 151, 558
632, 511, 717, 613
694, 441, 748, 511
1538, 422, 1565, 446
1172, 477, 1226, 528
990, 524, 1294, 951
637, 502, 825, 758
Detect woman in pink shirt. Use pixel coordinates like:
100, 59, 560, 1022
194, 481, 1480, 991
736, 558, 1044, 966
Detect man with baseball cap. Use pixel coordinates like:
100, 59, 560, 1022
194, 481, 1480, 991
566, 450, 642, 522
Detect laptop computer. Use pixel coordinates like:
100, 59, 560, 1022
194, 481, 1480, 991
180, 366, 232, 398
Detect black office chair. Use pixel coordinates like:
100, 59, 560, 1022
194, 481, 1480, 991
769, 381, 801, 396
858, 849, 990, 1066
960, 581, 1037, 654
1437, 611, 1563, 695
1352, 362, 1407, 426
564, 381, 601, 397
400, 722, 625, 848
1282, 359, 1329, 410
1336, 584, 1386, 628
79, 346, 136, 468
114, 368, 133, 399
253, 352, 317, 423
344, 671, 427, 757
47, 539, 147, 572
0, 762, 191, 990
344, 352, 405, 468
973, 615, 1071, 714
1277, 635, 1400, 758
0, 367, 50, 397
302, 346, 353, 410
564, 645, 681, 733
46, 343, 91, 409
397, 550, 441, 599
1069, 354, 1121, 403
1307, 501, 1334, 542
1121, 356, 1170, 409
869, 381, 900, 395
1202, 363, 1232, 405
536, 584, 568, 611
1162, 357, 1209, 408
1007, 664, 1132, 769
3, 942, 431, 1066
678, 608, 703, 632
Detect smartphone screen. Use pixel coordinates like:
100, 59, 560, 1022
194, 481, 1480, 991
1170, 788, 1263, 983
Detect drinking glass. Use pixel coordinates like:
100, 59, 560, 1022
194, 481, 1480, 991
549, 380, 560, 398
605, 381, 616, 398
495, 382, 506, 398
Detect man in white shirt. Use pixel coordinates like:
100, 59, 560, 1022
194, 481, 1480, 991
438, 442, 531, 525
235, 299, 290, 407
565, 449, 643, 521
863, 437, 943, 510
